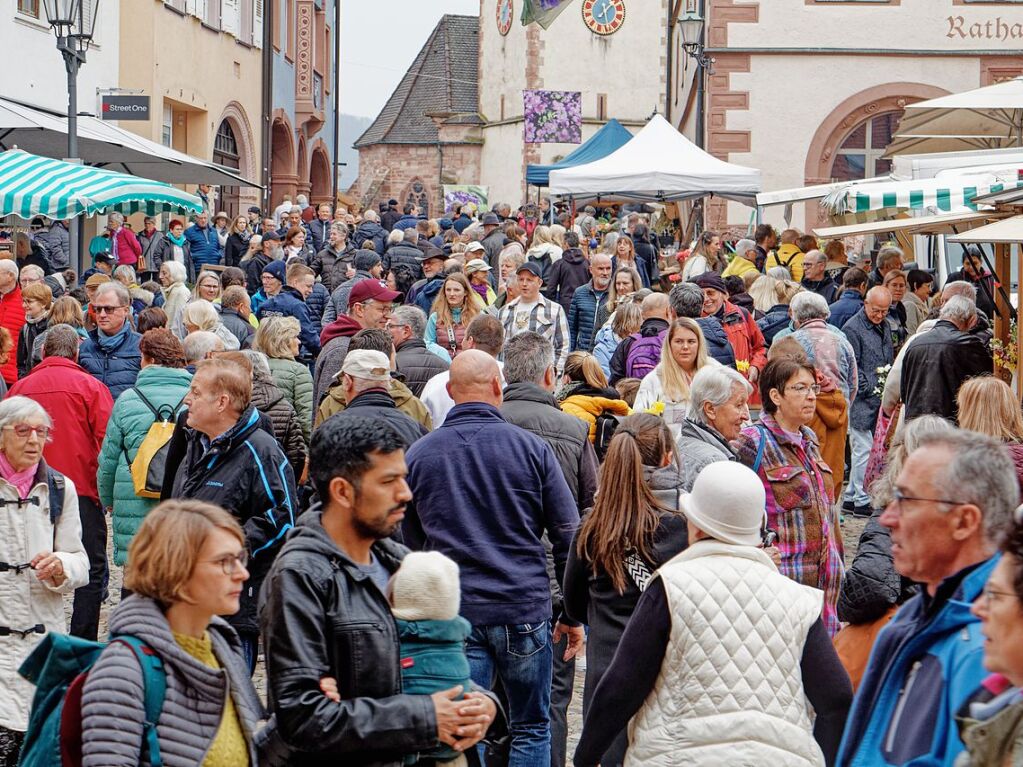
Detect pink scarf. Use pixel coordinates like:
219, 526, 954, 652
0, 451, 38, 499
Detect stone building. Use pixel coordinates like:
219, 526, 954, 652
352, 14, 483, 218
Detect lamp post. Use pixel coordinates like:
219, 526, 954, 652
43, 0, 99, 276
678, 10, 713, 150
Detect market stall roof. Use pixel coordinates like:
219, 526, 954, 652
947, 215, 1023, 245
885, 78, 1023, 157
548, 114, 761, 203
525, 119, 633, 186
0, 148, 203, 219
0, 95, 259, 187
822, 172, 1022, 215
755, 178, 889, 208
813, 211, 1009, 239
970, 186, 1023, 207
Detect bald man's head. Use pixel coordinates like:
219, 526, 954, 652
641, 292, 670, 321
447, 349, 503, 407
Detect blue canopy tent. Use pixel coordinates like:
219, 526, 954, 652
525, 118, 633, 187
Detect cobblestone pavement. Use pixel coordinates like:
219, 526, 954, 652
84, 511, 869, 764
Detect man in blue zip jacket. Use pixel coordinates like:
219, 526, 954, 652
171, 357, 297, 673
256, 262, 321, 358
837, 430, 1017, 767
184, 210, 223, 271
403, 350, 584, 767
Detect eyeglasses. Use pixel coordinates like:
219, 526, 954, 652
891, 487, 962, 508
92, 305, 125, 314
786, 383, 821, 396
3, 425, 51, 441
980, 585, 1018, 606
204, 550, 249, 575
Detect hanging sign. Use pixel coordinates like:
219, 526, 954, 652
100, 95, 150, 121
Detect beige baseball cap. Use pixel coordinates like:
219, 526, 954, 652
341, 349, 391, 382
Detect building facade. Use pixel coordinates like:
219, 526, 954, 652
3, 0, 120, 115
268, 0, 338, 212
118, 0, 264, 216
693, 0, 1023, 231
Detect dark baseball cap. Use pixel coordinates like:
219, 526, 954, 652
349, 278, 401, 305
262, 230, 280, 241
516, 262, 543, 280
93, 252, 116, 265
247, 206, 261, 214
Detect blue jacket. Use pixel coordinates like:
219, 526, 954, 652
696, 316, 737, 369
392, 214, 420, 232
837, 556, 998, 767
842, 308, 894, 431
183, 223, 222, 269
403, 403, 580, 626
257, 285, 321, 357
305, 282, 329, 336
592, 324, 620, 378
757, 303, 792, 347
829, 289, 865, 330
567, 283, 609, 353
352, 220, 388, 254
410, 275, 444, 315
78, 326, 142, 399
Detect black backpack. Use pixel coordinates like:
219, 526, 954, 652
594, 413, 626, 461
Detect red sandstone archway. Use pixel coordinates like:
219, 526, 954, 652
309, 142, 332, 207
270, 110, 297, 212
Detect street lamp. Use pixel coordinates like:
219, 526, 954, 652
43, 0, 100, 274
678, 10, 713, 150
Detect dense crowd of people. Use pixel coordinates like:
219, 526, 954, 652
1, 194, 1022, 767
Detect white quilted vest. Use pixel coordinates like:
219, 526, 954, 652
625, 541, 825, 767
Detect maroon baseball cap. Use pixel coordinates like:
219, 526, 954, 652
349, 278, 401, 305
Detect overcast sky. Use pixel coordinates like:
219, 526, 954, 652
340, 0, 480, 119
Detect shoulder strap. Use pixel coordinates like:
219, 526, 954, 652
751, 423, 771, 474
111, 636, 167, 767
132, 387, 160, 418
46, 469, 64, 526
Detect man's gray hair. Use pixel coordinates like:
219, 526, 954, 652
42, 324, 81, 361
241, 349, 272, 378
790, 291, 830, 324
20, 264, 44, 282
95, 281, 131, 307
0, 396, 51, 432
386, 229, 404, 246
943, 280, 978, 304
391, 305, 427, 338
183, 330, 224, 365
916, 429, 1019, 542
502, 331, 554, 385
363, 209, 379, 222
113, 265, 137, 284
939, 295, 976, 326
734, 238, 756, 258
289, 205, 302, 215
877, 245, 904, 269
669, 282, 705, 319
0, 260, 19, 279
688, 365, 753, 425
403, 228, 419, 243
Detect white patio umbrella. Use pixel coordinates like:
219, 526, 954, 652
885, 78, 1023, 157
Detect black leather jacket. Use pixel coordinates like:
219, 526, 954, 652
260, 509, 503, 766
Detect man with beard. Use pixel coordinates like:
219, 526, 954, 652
260, 415, 501, 764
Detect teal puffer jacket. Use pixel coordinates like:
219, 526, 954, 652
97, 365, 193, 566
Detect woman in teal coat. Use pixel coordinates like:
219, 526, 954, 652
97, 329, 192, 567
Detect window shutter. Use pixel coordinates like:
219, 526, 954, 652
253, 0, 264, 47
221, 0, 239, 34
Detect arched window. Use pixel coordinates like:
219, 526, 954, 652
404, 179, 429, 217
213, 120, 241, 218
830, 112, 900, 182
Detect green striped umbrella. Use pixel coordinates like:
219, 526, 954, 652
823, 173, 1023, 215
0, 148, 203, 220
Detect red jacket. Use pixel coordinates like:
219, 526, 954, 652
0, 285, 25, 385
718, 300, 768, 405
111, 226, 142, 266
8, 356, 114, 501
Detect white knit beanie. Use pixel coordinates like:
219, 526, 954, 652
390, 551, 462, 621
681, 461, 766, 547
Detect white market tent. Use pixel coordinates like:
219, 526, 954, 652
548, 114, 761, 203
947, 215, 1023, 245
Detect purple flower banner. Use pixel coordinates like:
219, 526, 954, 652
520, 0, 575, 29
523, 90, 582, 144
443, 185, 489, 214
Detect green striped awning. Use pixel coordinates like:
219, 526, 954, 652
824, 174, 1023, 215
0, 148, 203, 220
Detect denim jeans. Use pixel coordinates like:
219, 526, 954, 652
70, 497, 107, 641
238, 631, 259, 676
844, 426, 873, 507
467, 620, 553, 767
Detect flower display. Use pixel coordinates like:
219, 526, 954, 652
443, 185, 489, 215
871, 364, 892, 398
523, 90, 582, 144
991, 320, 1018, 375
735, 359, 750, 375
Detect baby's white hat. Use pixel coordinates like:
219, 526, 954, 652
391, 551, 461, 621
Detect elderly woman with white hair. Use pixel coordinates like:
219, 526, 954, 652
180, 299, 240, 351
676, 364, 753, 492
158, 261, 190, 333
722, 238, 759, 278
0, 396, 88, 764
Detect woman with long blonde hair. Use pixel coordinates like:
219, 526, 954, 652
957, 375, 1023, 496
563, 413, 687, 767
595, 267, 643, 329
634, 318, 715, 435
425, 272, 484, 358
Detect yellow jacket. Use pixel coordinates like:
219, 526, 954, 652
561, 394, 632, 442
722, 255, 759, 278
766, 244, 804, 282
